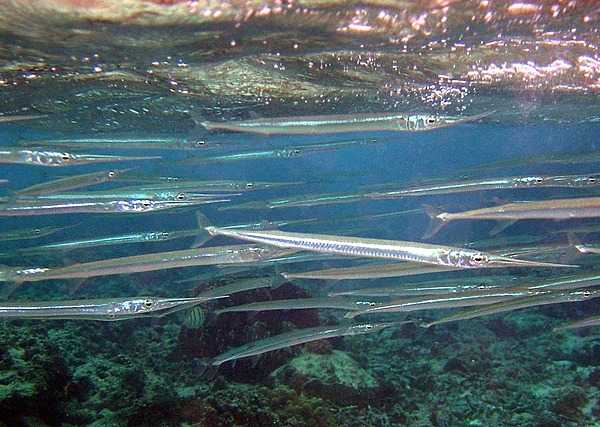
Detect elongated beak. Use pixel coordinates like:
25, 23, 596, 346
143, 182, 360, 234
489, 255, 578, 268
156, 200, 227, 209
75, 154, 162, 162
185, 192, 242, 199
445, 110, 496, 126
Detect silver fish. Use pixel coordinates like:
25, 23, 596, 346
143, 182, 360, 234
554, 315, 600, 332
215, 297, 379, 315
15, 229, 207, 253
0, 114, 46, 123
425, 197, 600, 238
199, 111, 493, 135
205, 227, 576, 269
16, 136, 219, 151
15, 169, 131, 196
0, 149, 159, 167
3, 244, 298, 283
204, 322, 398, 372
424, 288, 600, 328
0, 296, 221, 321
196, 276, 283, 299
0, 199, 214, 216
345, 289, 532, 319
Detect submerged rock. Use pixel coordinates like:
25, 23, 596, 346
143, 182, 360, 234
271, 350, 381, 404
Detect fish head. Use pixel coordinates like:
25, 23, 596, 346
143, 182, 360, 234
513, 176, 547, 186
409, 111, 494, 131
31, 150, 78, 166
347, 322, 394, 335
570, 174, 600, 187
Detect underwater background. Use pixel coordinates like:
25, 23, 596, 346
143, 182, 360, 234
1, 1, 600, 426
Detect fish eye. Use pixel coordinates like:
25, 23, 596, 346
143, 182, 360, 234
588, 177, 596, 183
195, 140, 206, 146
471, 254, 487, 264
61, 154, 71, 161
107, 171, 116, 178
141, 201, 152, 208
176, 193, 186, 200
535, 177, 543, 183
246, 182, 254, 188
33, 229, 41, 234
143, 299, 154, 308
427, 117, 436, 124
365, 324, 373, 330
292, 149, 301, 155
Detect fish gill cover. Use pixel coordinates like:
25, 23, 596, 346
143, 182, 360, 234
0, 0, 600, 425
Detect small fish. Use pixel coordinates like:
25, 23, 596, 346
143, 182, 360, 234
0, 149, 159, 167
424, 288, 600, 327
17, 136, 221, 151
424, 197, 600, 238
0, 225, 69, 242
574, 244, 600, 255
205, 227, 576, 269
16, 169, 131, 196
2, 244, 298, 283
197, 276, 283, 299
180, 138, 381, 164
0, 114, 46, 123
0, 199, 213, 216
24, 190, 235, 202
0, 296, 221, 321
199, 111, 493, 135
114, 179, 298, 192
15, 228, 207, 253
200, 322, 398, 375
240, 173, 600, 210
183, 306, 205, 329
345, 289, 532, 319
215, 297, 379, 315
554, 315, 600, 332
328, 276, 513, 297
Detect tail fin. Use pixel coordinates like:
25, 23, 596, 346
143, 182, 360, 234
191, 358, 220, 380
189, 112, 212, 130
422, 205, 447, 239
560, 233, 585, 264
489, 220, 517, 236
191, 212, 215, 248
0, 281, 21, 300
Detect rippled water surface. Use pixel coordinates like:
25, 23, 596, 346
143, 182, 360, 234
2, 1, 600, 426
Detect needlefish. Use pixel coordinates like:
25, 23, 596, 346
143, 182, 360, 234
215, 297, 380, 315
113, 179, 298, 192
195, 276, 285, 299
0, 114, 46, 123
554, 315, 600, 332
241, 173, 600, 210
0, 149, 159, 166
180, 138, 381, 164
0, 199, 216, 216
205, 227, 576, 269
16, 136, 222, 151
198, 322, 399, 376
1, 244, 299, 283
0, 225, 70, 242
345, 288, 535, 319
16, 169, 130, 196
198, 111, 493, 135
0, 296, 223, 321
424, 288, 600, 328
23, 190, 235, 202
15, 228, 209, 254
424, 196, 600, 238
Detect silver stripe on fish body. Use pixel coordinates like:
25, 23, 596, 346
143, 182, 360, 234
205, 227, 576, 269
